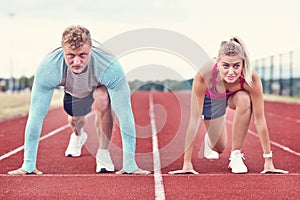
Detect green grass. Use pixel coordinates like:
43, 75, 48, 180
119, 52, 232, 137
263, 94, 300, 104
0, 90, 63, 120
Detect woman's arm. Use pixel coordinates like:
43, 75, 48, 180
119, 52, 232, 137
184, 72, 207, 164
246, 71, 288, 174
246, 71, 271, 154
169, 71, 208, 174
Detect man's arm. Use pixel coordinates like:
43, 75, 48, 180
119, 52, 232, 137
108, 78, 139, 173
22, 80, 54, 172
22, 53, 63, 173
95, 53, 139, 173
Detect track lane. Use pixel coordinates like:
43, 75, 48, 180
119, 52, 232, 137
0, 92, 299, 200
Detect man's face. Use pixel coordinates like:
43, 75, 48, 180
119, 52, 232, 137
63, 44, 92, 74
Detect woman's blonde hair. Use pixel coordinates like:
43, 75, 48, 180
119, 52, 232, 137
217, 36, 252, 86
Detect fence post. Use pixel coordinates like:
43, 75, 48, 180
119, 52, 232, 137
269, 56, 274, 94
289, 51, 293, 96
261, 58, 266, 93
279, 54, 283, 95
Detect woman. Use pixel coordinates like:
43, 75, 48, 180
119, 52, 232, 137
169, 37, 288, 174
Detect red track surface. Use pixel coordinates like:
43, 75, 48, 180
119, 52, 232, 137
1, 92, 299, 199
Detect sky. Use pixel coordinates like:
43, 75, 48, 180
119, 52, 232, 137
0, 0, 299, 81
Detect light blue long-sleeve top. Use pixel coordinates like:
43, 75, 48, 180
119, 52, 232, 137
22, 47, 138, 173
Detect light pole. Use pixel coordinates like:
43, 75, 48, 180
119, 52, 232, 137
9, 12, 15, 92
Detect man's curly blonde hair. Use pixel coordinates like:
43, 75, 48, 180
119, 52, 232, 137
61, 25, 92, 49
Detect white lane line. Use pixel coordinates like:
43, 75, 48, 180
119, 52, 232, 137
226, 120, 300, 157
265, 112, 300, 124
149, 93, 166, 200
0, 124, 70, 161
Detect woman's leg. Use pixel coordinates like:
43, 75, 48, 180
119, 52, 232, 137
204, 115, 227, 154
227, 91, 252, 173
228, 91, 252, 151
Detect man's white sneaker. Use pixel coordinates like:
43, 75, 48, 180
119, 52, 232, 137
96, 149, 115, 172
65, 132, 88, 157
204, 133, 219, 159
228, 150, 248, 173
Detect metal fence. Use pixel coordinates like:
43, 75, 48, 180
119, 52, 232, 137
253, 50, 300, 97
1, 50, 300, 96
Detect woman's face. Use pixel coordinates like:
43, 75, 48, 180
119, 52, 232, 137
217, 55, 243, 83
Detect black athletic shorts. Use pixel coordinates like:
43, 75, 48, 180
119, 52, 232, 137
202, 95, 228, 120
63, 92, 94, 116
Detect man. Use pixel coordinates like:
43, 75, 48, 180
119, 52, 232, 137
8, 25, 150, 175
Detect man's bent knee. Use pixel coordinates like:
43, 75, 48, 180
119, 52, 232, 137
93, 87, 111, 112
68, 116, 86, 125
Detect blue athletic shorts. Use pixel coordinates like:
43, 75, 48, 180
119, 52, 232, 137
202, 95, 228, 120
63, 92, 94, 116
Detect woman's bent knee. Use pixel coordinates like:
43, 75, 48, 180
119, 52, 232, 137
229, 91, 251, 110
213, 144, 226, 154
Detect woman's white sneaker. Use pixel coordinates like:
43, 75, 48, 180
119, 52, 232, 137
204, 133, 219, 159
65, 132, 88, 157
228, 150, 248, 173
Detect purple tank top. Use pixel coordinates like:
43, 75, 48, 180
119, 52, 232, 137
205, 63, 245, 100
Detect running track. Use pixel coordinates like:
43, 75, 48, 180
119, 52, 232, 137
0, 92, 299, 199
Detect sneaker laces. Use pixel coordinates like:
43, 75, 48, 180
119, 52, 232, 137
228, 152, 248, 173
229, 153, 245, 161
